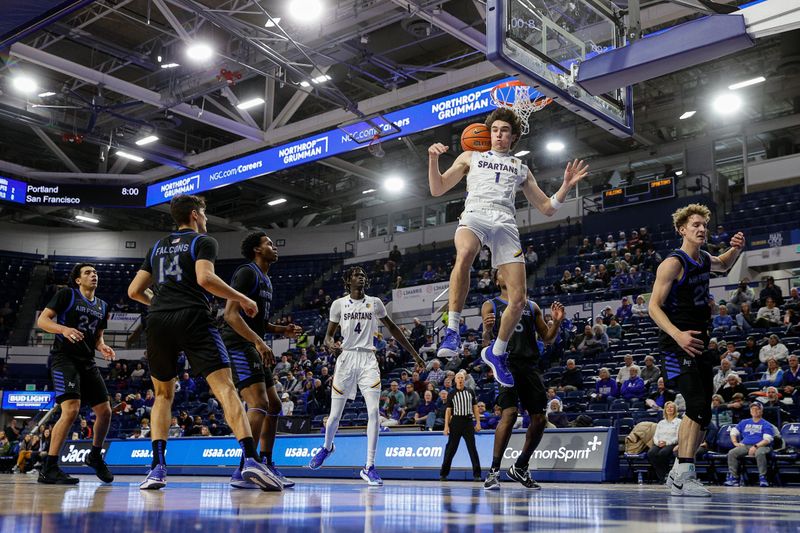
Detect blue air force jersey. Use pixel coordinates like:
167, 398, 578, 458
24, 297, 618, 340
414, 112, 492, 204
46, 288, 108, 361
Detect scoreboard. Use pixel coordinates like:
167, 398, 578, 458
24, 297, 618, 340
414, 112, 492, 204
602, 177, 676, 210
0, 175, 145, 208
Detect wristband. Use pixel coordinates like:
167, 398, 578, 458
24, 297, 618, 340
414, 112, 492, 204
550, 194, 564, 210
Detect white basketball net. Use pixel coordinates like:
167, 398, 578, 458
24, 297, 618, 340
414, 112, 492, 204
490, 83, 551, 135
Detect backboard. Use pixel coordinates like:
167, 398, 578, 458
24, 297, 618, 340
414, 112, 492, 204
486, 0, 634, 137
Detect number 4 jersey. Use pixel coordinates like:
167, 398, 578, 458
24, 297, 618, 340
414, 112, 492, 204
142, 228, 218, 313
46, 287, 108, 362
329, 295, 386, 351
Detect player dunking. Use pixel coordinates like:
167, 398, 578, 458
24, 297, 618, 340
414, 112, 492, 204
37, 263, 115, 484
308, 266, 423, 485
649, 204, 744, 496
428, 108, 587, 387
127, 194, 281, 491
481, 269, 563, 490
221, 231, 301, 489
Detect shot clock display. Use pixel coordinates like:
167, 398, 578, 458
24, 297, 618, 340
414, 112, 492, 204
602, 177, 676, 210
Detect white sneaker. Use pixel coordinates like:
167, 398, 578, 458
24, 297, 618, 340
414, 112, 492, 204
670, 471, 711, 497
665, 468, 676, 489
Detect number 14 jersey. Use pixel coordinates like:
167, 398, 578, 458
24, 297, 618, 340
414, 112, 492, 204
329, 295, 386, 351
141, 228, 218, 313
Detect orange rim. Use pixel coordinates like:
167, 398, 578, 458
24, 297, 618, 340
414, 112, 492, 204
491, 80, 553, 109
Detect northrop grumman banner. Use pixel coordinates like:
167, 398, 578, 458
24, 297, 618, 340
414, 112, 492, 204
63, 427, 617, 481
392, 281, 450, 314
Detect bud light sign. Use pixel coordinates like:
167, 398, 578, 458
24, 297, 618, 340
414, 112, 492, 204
2, 391, 55, 410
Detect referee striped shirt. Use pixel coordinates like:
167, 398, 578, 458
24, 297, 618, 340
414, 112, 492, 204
447, 387, 477, 418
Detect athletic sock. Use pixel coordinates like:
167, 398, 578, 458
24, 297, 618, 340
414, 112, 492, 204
90, 445, 102, 459
448, 312, 461, 332
260, 451, 271, 465
491, 456, 502, 471
494, 338, 508, 355
44, 454, 56, 471
239, 437, 258, 460
514, 453, 532, 470
151, 440, 167, 469
677, 457, 695, 474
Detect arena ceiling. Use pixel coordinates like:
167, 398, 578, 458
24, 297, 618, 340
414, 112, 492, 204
0, 0, 797, 231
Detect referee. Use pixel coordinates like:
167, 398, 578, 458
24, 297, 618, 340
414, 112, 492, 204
439, 370, 482, 481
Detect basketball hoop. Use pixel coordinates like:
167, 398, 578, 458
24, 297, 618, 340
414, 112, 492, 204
367, 134, 385, 158
490, 80, 552, 135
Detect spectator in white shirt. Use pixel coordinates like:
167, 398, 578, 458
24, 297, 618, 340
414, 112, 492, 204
616, 355, 636, 385
759, 334, 788, 366
281, 393, 294, 416
713, 358, 736, 392
755, 297, 781, 328
647, 401, 682, 483
632, 295, 648, 319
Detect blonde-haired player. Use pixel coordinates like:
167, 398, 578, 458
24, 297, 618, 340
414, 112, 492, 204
308, 266, 423, 485
649, 203, 744, 496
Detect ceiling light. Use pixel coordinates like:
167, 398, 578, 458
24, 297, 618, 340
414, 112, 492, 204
362, 188, 376, 194
135, 135, 159, 146
116, 151, 144, 162
14, 416, 31, 420
37, 91, 56, 98
675, 170, 684, 176
289, 0, 323, 21
12, 74, 38, 94
236, 97, 265, 110
186, 42, 214, 62
384, 176, 405, 192
312, 74, 332, 84
75, 214, 100, 224
265, 17, 281, 27
728, 76, 765, 91
299, 80, 311, 88
160, 63, 180, 69
545, 141, 565, 152
268, 198, 287, 206
712, 92, 742, 115
514, 150, 530, 157
679, 110, 696, 120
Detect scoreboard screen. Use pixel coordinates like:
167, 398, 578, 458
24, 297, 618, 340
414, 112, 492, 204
602, 177, 676, 210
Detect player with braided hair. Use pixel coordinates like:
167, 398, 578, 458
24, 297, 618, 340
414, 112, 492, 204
309, 266, 423, 485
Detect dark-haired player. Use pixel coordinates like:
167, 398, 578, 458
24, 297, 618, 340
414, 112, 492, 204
308, 267, 423, 485
128, 194, 280, 491
37, 263, 115, 484
428, 109, 587, 388
221, 231, 301, 489
482, 269, 563, 490
649, 203, 744, 497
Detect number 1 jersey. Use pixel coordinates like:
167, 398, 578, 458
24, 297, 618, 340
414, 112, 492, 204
329, 295, 386, 351
141, 228, 218, 313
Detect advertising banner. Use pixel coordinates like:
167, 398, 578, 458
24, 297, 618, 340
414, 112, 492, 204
58, 441, 109, 466
2, 391, 55, 410
391, 281, 450, 314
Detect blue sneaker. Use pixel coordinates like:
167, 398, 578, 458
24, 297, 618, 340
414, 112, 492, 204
759, 475, 769, 488
230, 466, 261, 489
723, 474, 739, 487
437, 328, 461, 359
266, 462, 295, 488
360, 465, 383, 486
308, 444, 334, 470
241, 457, 282, 491
481, 341, 514, 387
139, 464, 167, 490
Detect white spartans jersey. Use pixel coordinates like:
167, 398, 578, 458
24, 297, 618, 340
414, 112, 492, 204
464, 150, 529, 213
329, 295, 387, 351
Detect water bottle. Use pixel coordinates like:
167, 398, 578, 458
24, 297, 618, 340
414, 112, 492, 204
637, 472, 644, 485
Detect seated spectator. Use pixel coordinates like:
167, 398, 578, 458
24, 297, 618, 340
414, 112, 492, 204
713, 358, 736, 392
578, 237, 593, 256
646, 377, 676, 411
606, 317, 622, 340
738, 336, 760, 369
281, 392, 294, 416
463, 333, 479, 357
596, 264, 611, 287
573, 267, 586, 291
631, 295, 648, 318
616, 231, 628, 252
759, 335, 788, 366
788, 286, 800, 308
647, 401, 681, 483
713, 305, 734, 332
708, 224, 729, 254
712, 394, 733, 425
728, 280, 755, 314
592, 368, 619, 402
615, 297, 633, 323
477, 271, 494, 293
717, 373, 748, 402
571, 325, 594, 353
755, 297, 782, 328
621, 367, 646, 401
78, 418, 93, 440
414, 390, 438, 430
525, 245, 538, 267
485, 405, 503, 430
478, 245, 491, 269
628, 265, 643, 286
404, 383, 420, 411
422, 264, 436, 282
411, 371, 426, 394
604, 234, 616, 253
724, 402, 774, 487
130, 362, 146, 382
168, 417, 183, 438
0, 432, 10, 456
640, 355, 661, 386
14, 434, 35, 473
426, 359, 446, 386
784, 308, 800, 335
419, 335, 437, 360
176, 372, 196, 403
759, 277, 783, 307
578, 325, 609, 358
781, 355, 800, 395
559, 359, 583, 392
758, 358, 784, 388
547, 399, 570, 428
721, 342, 741, 366
557, 270, 577, 293
616, 354, 636, 384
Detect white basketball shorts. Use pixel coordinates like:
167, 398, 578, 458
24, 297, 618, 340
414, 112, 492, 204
457, 209, 523, 268
331, 349, 381, 400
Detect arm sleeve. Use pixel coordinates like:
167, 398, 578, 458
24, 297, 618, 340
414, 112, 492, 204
329, 299, 342, 323
762, 423, 774, 443
730, 423, 741, 438
140, 247, 154, 273
45, 288, 72, 314
230, 266, 258, 295
195, 235, 218, 262
374, 298, 387, 319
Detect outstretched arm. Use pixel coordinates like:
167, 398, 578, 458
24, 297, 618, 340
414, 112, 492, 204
710, 232, 745, 272
520, 160, 588, 216
428, 145, 471, 197
535, 301, 564, 343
